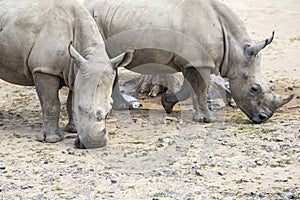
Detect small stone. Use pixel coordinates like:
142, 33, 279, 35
219, 125, 227, 130
44, 160, 49, 164
111, 179, 117, 184
269, 161, 280, 167
275, 137, 284, 142
248, 163, 257, 168
59, 159, 66, 163
67, 148, 75, 155
278, 191, 296, 199
296, 95, 300, 99
218, 171, 226, 176
0, 166, 5, 170
287, 86, 293, 91
13, 132, 21, 138
195, 169, 204, 177
158, 137, 174, 145
244, 192, 256, 197
21, 185, 33, 190
255, 160, 264, 166
0, 188, 3, 192
258, 193, 265, 198
165, 116, 177, 122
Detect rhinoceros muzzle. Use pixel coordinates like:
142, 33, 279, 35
75, 121, 107, 149
246, 94, 294, 124
251, 112, 272, 124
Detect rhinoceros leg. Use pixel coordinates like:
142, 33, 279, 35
161, 79, 191, 113
34, 73, 64, 143
162, 67, 214, 122
187, 67, 214, 122
63, 90, 77, 133
111, 73, 132, 109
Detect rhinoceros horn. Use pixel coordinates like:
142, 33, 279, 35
274, 94, 294, 109
245, 31, 275, 60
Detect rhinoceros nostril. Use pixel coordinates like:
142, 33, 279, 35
258, 113, 268, 121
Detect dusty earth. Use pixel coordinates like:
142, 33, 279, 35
1, 0, 300, 199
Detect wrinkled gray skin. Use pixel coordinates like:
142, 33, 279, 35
0, 0, 133, 148
82, 0, 293, 124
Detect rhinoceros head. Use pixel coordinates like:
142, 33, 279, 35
228, 32, 294, 124
69, 44, 133, 148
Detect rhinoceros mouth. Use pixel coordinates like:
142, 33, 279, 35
239, 106, 273, 124
251, 112, 272, 124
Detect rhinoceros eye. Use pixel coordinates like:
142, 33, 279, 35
249, 84, 261, 95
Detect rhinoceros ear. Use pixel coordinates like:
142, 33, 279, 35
69, 43, 87, 67
244, 31, 275, 60
110, 49, 135, 69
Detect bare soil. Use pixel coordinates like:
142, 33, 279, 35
0, 1, 299, 199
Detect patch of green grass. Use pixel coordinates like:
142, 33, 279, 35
13, 90, 21, 94
153, 192, 166, 197
54, 187, 63, 191
290, 36, 300, 42
6, 174, 13, 178
235, 179, 245, 184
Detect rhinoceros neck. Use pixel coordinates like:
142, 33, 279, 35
212, 0, 252, 79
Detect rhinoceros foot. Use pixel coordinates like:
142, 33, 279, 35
193, 112, 215, 123
74, 137, 107, 149
161, 93, 178, 114
36, 129, 64, 143
74, 137, 86, 149
63, 123, 77, 133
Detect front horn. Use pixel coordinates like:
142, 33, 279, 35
275, 94, 294, 109
245, 31, 275, 59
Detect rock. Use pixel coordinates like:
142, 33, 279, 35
195, 169, 204, 177
218, 171, 227, 176
219, 125, 227, 130
258, 193, 265, 198
0, 188, 3, 192
59, 159, 66, 163
278, 191, 296, 199
21, 185, 33, 190
111, 179, 117, 184
158, 137, 175, 145
255, 160, 264, 166
67, 148, 75, 155
13, 132, 21, 138
220, 133, 231, 138
165, 116, 178, 122
0, 166, 5, 170
275, 137, 284, 142
269, 161, 281, 168
245, 192, 256, 197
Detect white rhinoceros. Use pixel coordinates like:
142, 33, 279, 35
82, 0, 293, 124
0, 0, 133, 148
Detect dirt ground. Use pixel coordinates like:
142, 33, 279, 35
0, 0, 299, 199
